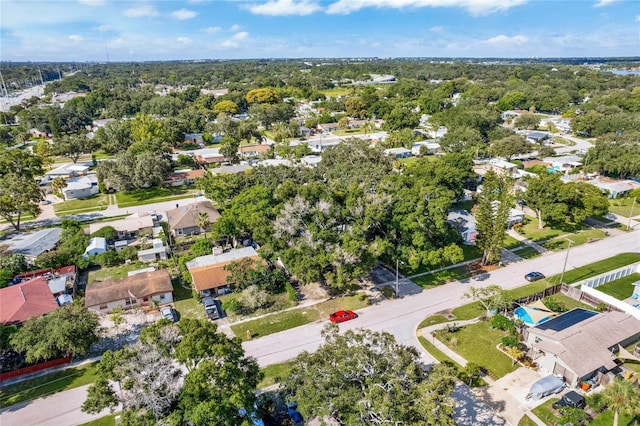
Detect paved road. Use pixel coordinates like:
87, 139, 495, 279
2, 230, 638, 426
242, 230, 639, 367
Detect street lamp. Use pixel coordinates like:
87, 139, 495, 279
395, 259, 404, 298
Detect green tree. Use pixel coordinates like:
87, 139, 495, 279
513, 113, 539, 130
338, 116, 350, 132
557, 406, 589, 426
463, 285, 512, 317
600, 379, 640, 426
11, 302, 100, 362
33, 139, 54, 169
0, 173, 42, 230
53, 133, 94, 163
281, 324, 457, 425
219, 135, 240, 163
51, 176, 67, 196
197, 212, 211, 238
489, 135, 533, 161
245, 88, 280, 104
213, 100, 239, 115
475, 170, 512, 265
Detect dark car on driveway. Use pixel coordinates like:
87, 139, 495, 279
160, 306, 178, 322
552, 390, 586, 410
329, 310, 357, 323
202, 296, 222, 320
525, 271, 545, 282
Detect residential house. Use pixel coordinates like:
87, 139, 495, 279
309, 138, 341, 153
239, 144, 271, 159
163, 169, 205, 187
300, 155, 322, 168
186, 246, 263, 295
200, 88, 229, 98
383, 148, 412, 158
190, 148, 225, 166
526, 309, 640, 387
8, 228, 62, 264
500, 110, 528, 120
447, 210, 478, 245
299, 126, 313, 137
137, 239, 170, 263
317, 123, 339, 133
184, 133, 204, 147
61, 175, 99, 200
211, 164, 253, 175
85, 270, 174, 314
527, 131, 550, 143
0, 279, 59, 325
543, 155, 582, 173
43, 162, 91, 182
88, 214, 155, 240
411, 141, 441, 156
14, 265, 76, 296
83, 237, 107, 258
481, 158, 519, 178
167, 201, 221, 237
259, 159, 292, 167
587, 177, 640, 199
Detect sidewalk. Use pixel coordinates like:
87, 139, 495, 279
507, 229, 547, 254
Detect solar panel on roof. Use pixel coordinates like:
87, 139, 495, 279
535, 308, 598, 332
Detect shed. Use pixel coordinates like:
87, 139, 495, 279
529, 375, 564, 401
83, 237, 107, 258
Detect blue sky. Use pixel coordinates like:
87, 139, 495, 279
1, 0, 638, 61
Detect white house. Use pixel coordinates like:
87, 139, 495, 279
83, 237, 107, 258
411, 141, 440, 156
61, 175, 99, 200
137, 239, 170, 263
383, 148, 412, 158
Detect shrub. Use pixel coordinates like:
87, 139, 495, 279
490, 314, 515, 332
190, 239, 213, 257
542, 297, 568, 313
501, 335, 520, 348
91, 226, 118, 241
222, 297, 240, 312
380, 285, 396, 299
285, 281, 297, 302
586, 392, 606, 413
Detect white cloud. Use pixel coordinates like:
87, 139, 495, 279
230, 24, 242, 31
430, 26, 444, 32
123, 5, 159, 18
171, 8, 197, 20
94, 25, 111, 32
482, 34, 528, 46
594, 0, 619, 7
635, 15, 640, 22
68, 34, 84, 42
77, 0, 106, 6
205, 26, 222, 33
219, 31, 249, 49
247, 0, 322, 16
326, 0, 527, 16
177, 37, 192, 44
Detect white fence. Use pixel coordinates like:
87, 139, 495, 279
579, 263, 639, 289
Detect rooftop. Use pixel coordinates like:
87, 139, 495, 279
186, 246, 259, 269
85, 269, 173, 308
8, 228, 62, 259
0, 278, 59, 324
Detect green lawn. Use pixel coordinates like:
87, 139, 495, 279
547, 253, 640, 285
543, 229, 608, 251
412, 265, 471, 289
514, 246, 542, 259
518, 217, 587, 242
532, 398, 560, 426
78, 413, 120, 426
231, 294, 371, 341
172, 281, 205, 320
589, 411, 639, 426
333, 128, 366, 136
451, 302, 484, 320
609, 198, 638, 218
504, 234, 524, 250
54, 194, 110, 214
595, 273, 640, 300
0, 363, 98, 408
220, 291, 297, 323
544, 293, 594, 311
437, 321, 518, 379
87, 263, 149, 284
417, 315, 452, 328
517, 415, 538, 426
116, 187, 198, 208
258, 360, 295, 388
417, 335, 460, 366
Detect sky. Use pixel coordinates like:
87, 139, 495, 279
0, 0, 639, 61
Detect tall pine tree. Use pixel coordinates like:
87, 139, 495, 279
475, 169, 512, 265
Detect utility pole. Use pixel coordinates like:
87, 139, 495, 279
627, 197, 636, 232
395, 258, 399, 297
558, 239, 573, 286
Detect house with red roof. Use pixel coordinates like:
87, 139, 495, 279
0, 278, 59, 325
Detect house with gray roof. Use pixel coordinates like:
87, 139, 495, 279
8, 228, 62, 264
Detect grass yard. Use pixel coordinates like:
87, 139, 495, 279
417, 335, 460, 366
78, 413, 120, 426
0, 363, 98, 408
417, 315, 452, 328
518, 217, 587, 242
116, 187, 198, 208
595, 273, 640, 300
545, 293, 593, 311
333, 128, 366, 136
589, 411, 639, 426
517, 415, 538, 426
258, 360, 296, 388
54, 194, 110, 214
87, 263, 149, 284
531, 398, 559, 426
504, 234, 524, 250
543, 229, 608, 251
172, 281, 205, 320
220, 292, 297, 322
609, 198, 638, 218
514, 246, 542, 259
437, 321, 518, 379
547, 252, 640, 285
451, 302, 484, 321
412, 265, 471, 289
231, 294, 371, 341
320, 87, 355, 97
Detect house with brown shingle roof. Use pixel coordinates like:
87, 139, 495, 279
166, 201, 221, 237
85, 270, 174, 314
164, 169, 205, 187
186, 246, 262, 295
526, 309, 640, 387
238, 144, 271, 159
0, 278, 59, 325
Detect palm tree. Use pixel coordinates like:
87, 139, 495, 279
197, 212, 211, 238
601, 378, 640, 426
506, 346, 524, 365
362, 120, 374, 137
51, 177, 67, 197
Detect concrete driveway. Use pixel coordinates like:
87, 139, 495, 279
454, 383, 507, 425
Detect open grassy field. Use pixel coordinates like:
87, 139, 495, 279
518, 218, 587, 242
412, 265, 471, 289
514, 246, 542, 259
54, 194, 110, 214
0, 363, 98, 408
333, 128, 366, 136
543, 229, 608, 250
320, 87, 355, 97
258, 360, 296, 388
595, 273, 640, 300
417, 335, 460, 366
172, 280, 205, 320
609, 198, 638, 218
230, 293, 371, 341
87, 263, 149, 284
589, 411, 639, 426
116, 187, 198, 208
437, 321, 518, 379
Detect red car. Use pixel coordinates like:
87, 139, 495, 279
329, 310, 357, 323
